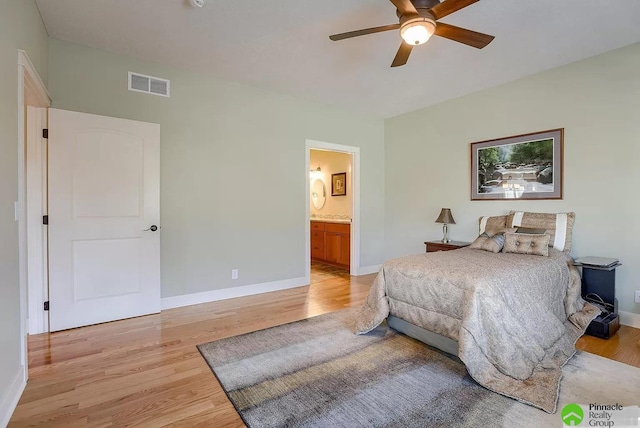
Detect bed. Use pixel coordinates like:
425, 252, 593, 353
355, 211, 599, 413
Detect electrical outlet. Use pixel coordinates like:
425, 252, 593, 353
635, 290, 640, 304
232, 269, 238, 280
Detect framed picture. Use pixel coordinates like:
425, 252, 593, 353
331, 172, 347, 196
470, 128, 563, 200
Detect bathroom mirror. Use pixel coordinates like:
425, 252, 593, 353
311, 179, 326, 209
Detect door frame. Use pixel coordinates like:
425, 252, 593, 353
18, 50, 51, 376
25, 106, 49, 335
305, 139, 361, 279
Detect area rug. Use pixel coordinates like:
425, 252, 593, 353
197, 309, 640, 428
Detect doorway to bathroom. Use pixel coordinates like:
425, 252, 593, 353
305, 140, 360, 284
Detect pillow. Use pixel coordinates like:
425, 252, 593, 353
478, 215, 508, 237
503, 232, 550, 256
516, 227, 547, 235
506, 211, 575, 252
469, 232, 506, 253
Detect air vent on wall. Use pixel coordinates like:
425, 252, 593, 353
128, 72, 170, 97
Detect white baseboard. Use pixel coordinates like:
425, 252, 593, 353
161, 276, 308, 310
0, 365, 26, 428
356, 264, 382, 276
618, 310, 640, 329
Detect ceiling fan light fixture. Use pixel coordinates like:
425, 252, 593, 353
400, 17, 436, 45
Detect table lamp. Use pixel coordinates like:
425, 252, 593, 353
435, 208, 456, 243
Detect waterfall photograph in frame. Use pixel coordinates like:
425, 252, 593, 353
470, 129, 563, 200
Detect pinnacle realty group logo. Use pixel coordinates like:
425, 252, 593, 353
561, 403, 640, 427
562, 404, 584, 426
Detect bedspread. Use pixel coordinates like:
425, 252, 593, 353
355, 247, 599, 413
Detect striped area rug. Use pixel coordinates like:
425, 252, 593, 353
198, 309, 640, 428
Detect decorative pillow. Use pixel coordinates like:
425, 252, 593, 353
478, 215, 508, 237
506, 211, 575, 252
516, 227, 547, 235
503, 232, 550, 256
469, 232, 506, 253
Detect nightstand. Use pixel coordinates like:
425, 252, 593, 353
579, 261, 621, 313
424, 240, 471, 253
574, 257, 622, 339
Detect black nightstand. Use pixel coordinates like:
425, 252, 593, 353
424, 241, 471, 253
575, 257, 621, 339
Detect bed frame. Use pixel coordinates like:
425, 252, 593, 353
387, 315, 459, 356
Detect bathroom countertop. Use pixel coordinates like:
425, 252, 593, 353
310, 215, 351, 224
310, 218, 351, 224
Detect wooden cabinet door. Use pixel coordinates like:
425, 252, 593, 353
310, 222, 350, 268
311, 230, 325, 260
325, 232, 340, 263
337, 233, 350, 266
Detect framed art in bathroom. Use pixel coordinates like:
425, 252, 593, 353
331, 172, 347, 196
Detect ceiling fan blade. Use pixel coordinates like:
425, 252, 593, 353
389, 0, 418, 16
429, 0, 479, 20
329, 24, 400, 41
434, 22, 494, 49
391, 42, 413, 67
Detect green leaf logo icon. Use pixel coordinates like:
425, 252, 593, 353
562, 404, 584, 426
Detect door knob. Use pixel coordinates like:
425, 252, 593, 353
144, 225, 159, 232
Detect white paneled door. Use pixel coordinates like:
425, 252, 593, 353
48, 109, 160, 332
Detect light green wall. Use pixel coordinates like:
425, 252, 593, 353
0, 0, 48, 413
48, 39, 385, 298
385, 42, 640, 314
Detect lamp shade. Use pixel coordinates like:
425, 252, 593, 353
400, 18, 436, 46
435, 208, 456, 225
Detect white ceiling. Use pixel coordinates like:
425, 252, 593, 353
35, 0, 640, 118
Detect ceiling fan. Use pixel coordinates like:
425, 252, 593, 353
329, 0, 494, 67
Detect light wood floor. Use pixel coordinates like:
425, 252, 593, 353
9, 265, 640, 427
